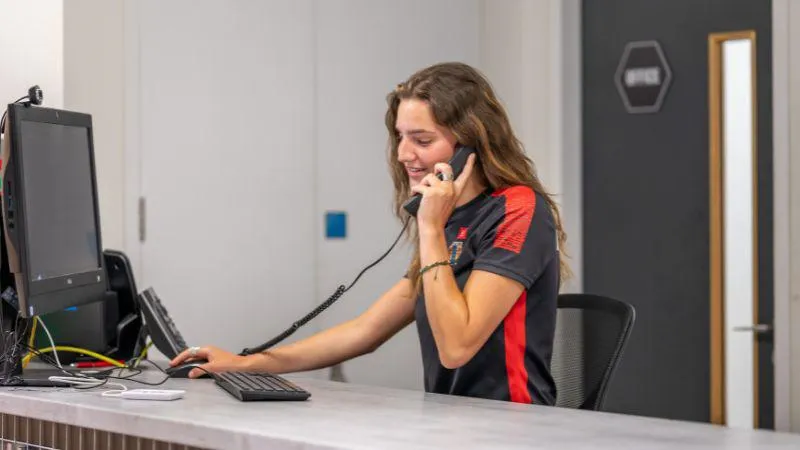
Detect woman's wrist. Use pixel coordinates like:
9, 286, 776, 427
418, 223, 445, 240
418, 225, 450, 270
244, 352, 276, 372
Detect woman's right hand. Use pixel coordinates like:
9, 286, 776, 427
170, 345, 251, 379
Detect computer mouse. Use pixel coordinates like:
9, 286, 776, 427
165, 360, 212, 379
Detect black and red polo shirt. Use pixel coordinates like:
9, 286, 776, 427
414, 185, 559, 405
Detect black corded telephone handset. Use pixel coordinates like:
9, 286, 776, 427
402, 145, 477, 217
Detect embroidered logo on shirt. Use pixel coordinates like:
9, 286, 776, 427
450, 227, 469, 265
449, 241, 464, 266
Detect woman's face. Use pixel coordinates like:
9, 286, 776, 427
395, 98, 458, 188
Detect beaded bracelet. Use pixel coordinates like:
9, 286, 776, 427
420, 260, 451, 278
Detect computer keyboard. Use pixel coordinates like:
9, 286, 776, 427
137, 287, 188, 358
214, 371, 311, 401
137, 287, 311, 401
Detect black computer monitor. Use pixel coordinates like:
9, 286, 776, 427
1, 103, 106, 318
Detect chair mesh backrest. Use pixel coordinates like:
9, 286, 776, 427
550, 294, 634, 410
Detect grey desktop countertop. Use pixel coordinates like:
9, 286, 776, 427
0, 367, 799, 449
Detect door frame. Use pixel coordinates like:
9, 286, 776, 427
708, 29, 760, 427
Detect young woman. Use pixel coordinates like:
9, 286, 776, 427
171, 62, 569, 405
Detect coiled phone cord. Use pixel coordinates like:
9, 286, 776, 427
239, 218, 411, 356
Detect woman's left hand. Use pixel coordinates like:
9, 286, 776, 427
411, 154, 477, 234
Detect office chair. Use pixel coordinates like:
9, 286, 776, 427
550, 293, 635, 411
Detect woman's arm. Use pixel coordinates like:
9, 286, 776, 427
248, 278, 417, 373
410, 155, 529, 369
418, 228, 524, 369
171, 278, 417, 378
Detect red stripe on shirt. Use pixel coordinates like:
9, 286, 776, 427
504, 290, 531, 403
491, 187, 536, 254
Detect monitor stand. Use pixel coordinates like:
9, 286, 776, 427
2, 371, 71, 388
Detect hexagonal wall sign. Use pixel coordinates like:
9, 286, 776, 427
615, 40, 672, 114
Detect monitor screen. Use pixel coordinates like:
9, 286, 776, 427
18, 120, 101, 281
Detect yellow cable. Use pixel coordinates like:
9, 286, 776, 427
27, 346, 126, 368
141, 341, 152, 358
132, 341, 153, 368
22, 318, 38, 368
21, 318, 144, 369
28, 317, 37, 348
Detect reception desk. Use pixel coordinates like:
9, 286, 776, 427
0, 367, 799, 449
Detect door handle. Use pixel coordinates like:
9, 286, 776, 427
732, 324, 773, 333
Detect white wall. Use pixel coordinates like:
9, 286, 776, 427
786, 0, 800, 433
558, 0, 583, 293
132, 0, 321, 362
64, 0, 125, 251
774, 0, 800, 433
480, 0, 558, 188
773, 0, 792, 432
0, 0, 63, 109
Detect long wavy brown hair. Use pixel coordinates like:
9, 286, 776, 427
385, 62, 571, 294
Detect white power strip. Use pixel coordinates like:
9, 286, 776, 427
118, 389, 185, 401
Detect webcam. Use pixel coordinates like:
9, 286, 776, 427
0, 85, 45, 133
27, 86, 43, 106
